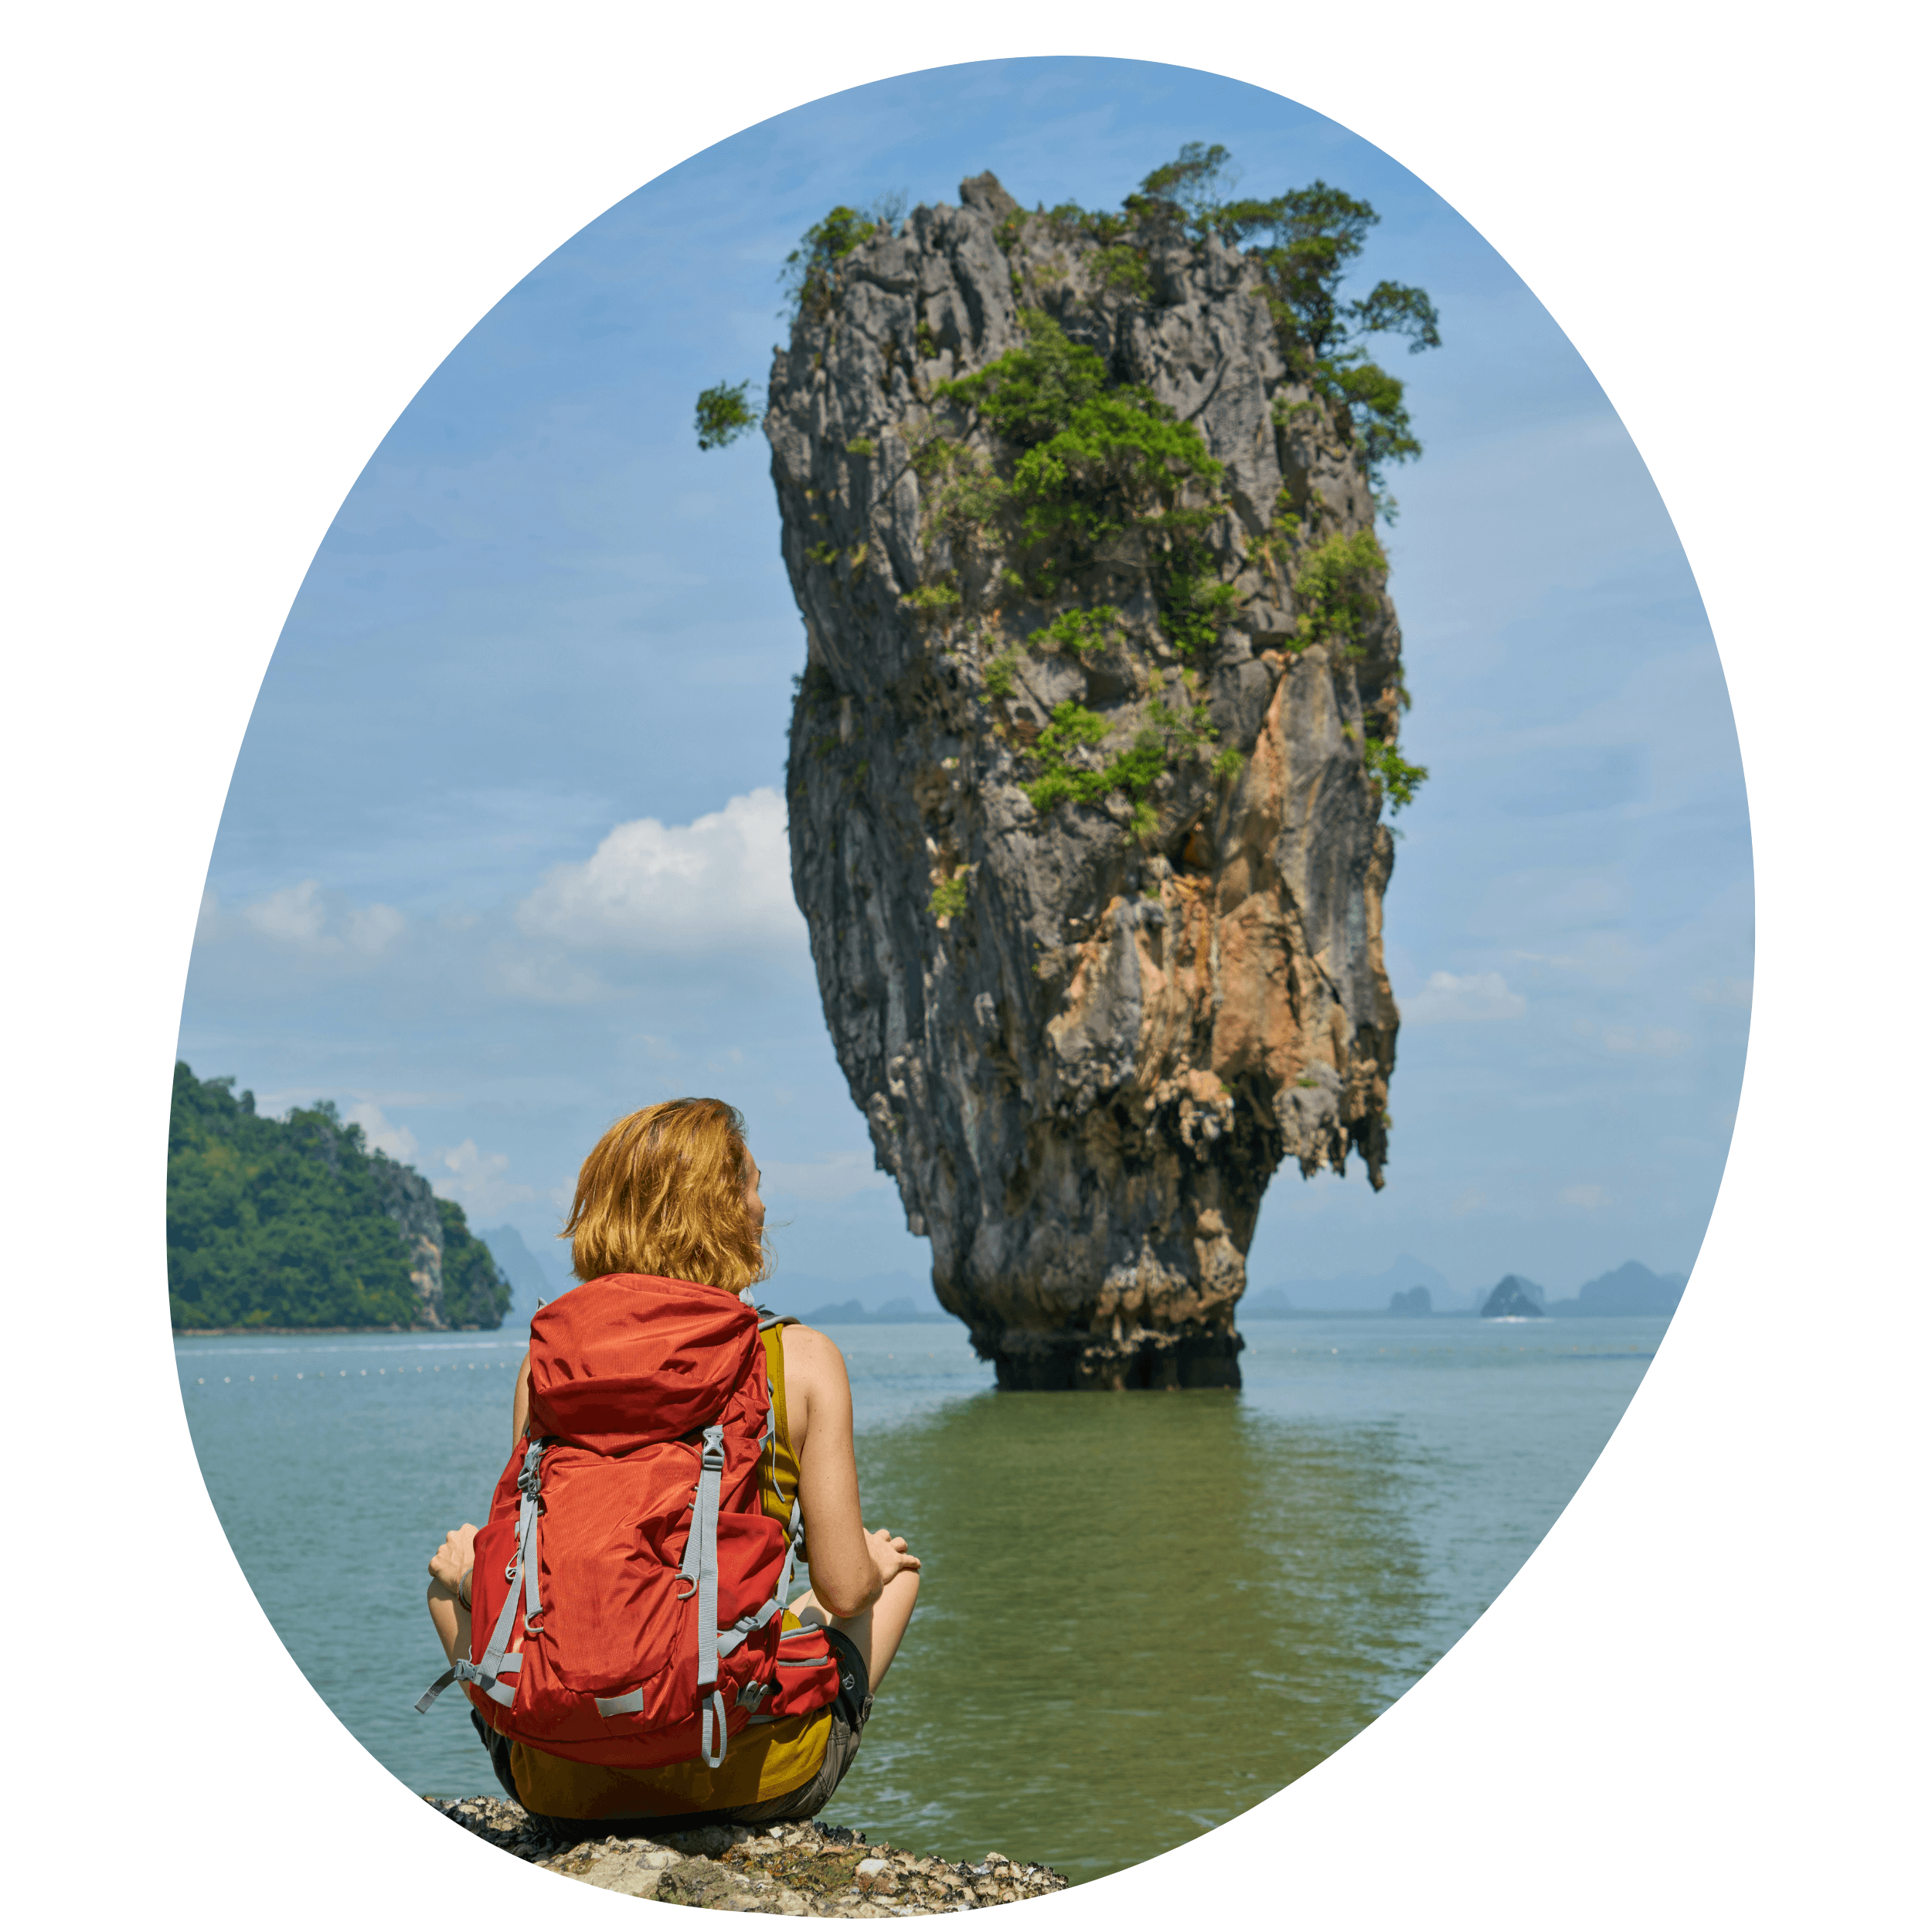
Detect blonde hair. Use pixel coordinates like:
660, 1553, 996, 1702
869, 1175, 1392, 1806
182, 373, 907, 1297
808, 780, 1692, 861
562, 1097, 767, 1292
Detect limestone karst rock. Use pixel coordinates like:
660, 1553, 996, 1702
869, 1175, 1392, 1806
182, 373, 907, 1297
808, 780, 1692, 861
770, 173, 1412, 1389
1479, 1276, 1546, 1320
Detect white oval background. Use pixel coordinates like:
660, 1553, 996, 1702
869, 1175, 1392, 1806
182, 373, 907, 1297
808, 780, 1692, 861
12, 8, 1920, 1930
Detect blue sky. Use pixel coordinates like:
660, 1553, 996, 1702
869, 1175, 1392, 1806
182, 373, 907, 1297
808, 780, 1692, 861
178, 56, 1751, 1308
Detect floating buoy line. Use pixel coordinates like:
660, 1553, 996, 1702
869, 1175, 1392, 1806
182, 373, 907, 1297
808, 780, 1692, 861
179, 1336, 1651, 1391
185, 1360, 515, 1387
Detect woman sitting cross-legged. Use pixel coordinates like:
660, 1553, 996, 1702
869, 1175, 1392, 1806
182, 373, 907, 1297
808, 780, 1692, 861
423, 1097, 920, 1833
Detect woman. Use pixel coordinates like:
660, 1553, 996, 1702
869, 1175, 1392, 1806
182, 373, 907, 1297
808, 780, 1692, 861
424, 1097, 921, 1830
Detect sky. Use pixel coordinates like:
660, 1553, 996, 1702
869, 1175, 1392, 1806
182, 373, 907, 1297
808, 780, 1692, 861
177, 56, 1752, 1311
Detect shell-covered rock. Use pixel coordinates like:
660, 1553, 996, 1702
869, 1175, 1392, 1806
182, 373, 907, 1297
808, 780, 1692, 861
771, 173, 1407, 1389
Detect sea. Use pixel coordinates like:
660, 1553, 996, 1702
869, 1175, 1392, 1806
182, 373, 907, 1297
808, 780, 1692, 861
175, 1311, 1666, 1884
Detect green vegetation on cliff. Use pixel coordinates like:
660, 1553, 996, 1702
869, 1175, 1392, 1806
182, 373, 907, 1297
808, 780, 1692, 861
931, 310, 1224, 563
167, 1061, 510, 1332
1086, 142, 1440, 492
700, 145, 1438, 493
716, 148, 1434, 844
694, 380, 760, 451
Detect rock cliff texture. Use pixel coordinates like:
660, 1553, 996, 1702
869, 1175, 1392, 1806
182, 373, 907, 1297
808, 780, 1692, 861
371, 1158, 515, 1329
372, 1154, 447, 1321
771, 175, 1409, 1389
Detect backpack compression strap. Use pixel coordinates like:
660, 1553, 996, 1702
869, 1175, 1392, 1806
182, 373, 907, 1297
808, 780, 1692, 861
672, 1423, 733, 1768
413, 1437, 546, 1716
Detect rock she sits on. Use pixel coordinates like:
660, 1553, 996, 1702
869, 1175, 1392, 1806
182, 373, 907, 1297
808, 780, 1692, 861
422, 1800, 1069, 1913
771, 172, 1410, 1390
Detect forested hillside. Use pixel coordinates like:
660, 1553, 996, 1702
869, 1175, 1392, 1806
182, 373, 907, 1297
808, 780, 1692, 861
168, 1061, 510, 1332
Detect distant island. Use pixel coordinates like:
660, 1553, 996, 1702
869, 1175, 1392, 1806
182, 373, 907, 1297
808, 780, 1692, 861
792, 1298, 953, 1327
1246, 1253, 1453, 1314
1480, 1275, 1546, 1319
1245, 1257, 1687, 1318
168, 1061, 511, 1332
478, 1221, 570, 1332
1545, 1261, 1686, 1316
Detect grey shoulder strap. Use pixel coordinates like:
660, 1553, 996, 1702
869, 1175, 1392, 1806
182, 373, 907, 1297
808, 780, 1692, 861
413, 1437, 547, 1716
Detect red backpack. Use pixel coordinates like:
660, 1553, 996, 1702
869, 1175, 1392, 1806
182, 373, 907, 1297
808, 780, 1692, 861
417, 1274, 843, 1770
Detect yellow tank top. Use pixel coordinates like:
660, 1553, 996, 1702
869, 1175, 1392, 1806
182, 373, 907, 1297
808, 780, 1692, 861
508, 1322, 835, 1818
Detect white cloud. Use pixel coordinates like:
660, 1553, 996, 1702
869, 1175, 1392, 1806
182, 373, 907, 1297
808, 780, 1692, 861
241, 880, 328, 946
1403, 970, 1528, 1023
758, 1151, 890, 1206
432, 1138, 539, 1221
227, 879, 406, 957
345, 1101, 417, 1163
489, 945, 608, 1005
1450, 1189, 1488, 1218
1560, 1183, 1611, 1209
1510, 930, 1645, 988
1602, 1026, 1692, 1057
1693, 976, 1753, 1008
515, 787, 804, 954
1575, 1019, 1694, 1058
344, 902, 406, 952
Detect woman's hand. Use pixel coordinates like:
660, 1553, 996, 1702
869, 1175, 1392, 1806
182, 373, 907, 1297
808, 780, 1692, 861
427, 1523, 478, 1605
866, 1528, 920, 1597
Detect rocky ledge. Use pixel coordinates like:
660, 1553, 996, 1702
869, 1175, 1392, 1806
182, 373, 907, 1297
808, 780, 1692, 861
423, 1798, 1069, 1914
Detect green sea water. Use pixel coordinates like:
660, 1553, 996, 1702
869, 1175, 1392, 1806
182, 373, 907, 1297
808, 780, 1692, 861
175, 1313, 1663, 1882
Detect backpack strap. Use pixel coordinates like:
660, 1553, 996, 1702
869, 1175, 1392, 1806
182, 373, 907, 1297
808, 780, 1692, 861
754, 1312, 792, 1467
676, 1423, 732, 1769
676, 1402, 805, 1769
698, 1308, 808, 1670
413, 1437, 547, 1716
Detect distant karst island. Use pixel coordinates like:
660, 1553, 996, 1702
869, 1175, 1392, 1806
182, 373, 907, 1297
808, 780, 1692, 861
167, 1061, 512, 1332
1240, 1257, 1687, 1317
1478, 1262, 1689, 1319
1480, 1274, 1546, 1320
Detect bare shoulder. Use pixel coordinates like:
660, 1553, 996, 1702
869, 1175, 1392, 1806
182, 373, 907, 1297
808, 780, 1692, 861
779, 1323, 851, 1432
779, 1322, 849, 1388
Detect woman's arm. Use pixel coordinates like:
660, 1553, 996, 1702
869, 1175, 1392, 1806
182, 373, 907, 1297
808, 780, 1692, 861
426, 1522, 477, 1667
781, 1325, 919, 1618
512, 1350, 530, 1446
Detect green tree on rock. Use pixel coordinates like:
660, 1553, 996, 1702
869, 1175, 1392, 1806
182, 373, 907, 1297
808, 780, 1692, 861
1133, 148, 1441, 489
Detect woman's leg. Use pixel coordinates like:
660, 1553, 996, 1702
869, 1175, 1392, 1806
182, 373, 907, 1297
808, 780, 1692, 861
789, 1567, 920, 1692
